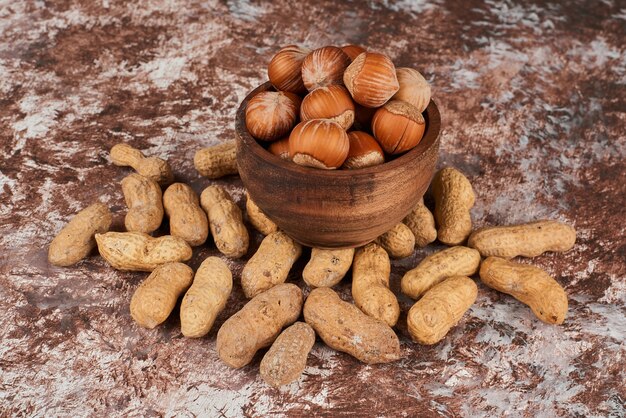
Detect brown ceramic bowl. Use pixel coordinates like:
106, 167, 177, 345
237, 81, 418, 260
236, 82, 440, 249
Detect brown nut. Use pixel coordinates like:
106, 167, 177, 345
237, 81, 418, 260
392, 67, 431, 113
194, 141, 238, 179
341, 44, 366, 61
260, 322, 316, 387
375, 222, 415, 259
301, 46, 351, 91
302, 247, 355, 288
217, 283, 303, 368
480, 257, 568, 324
245, 91, 301, 142
130, 262, 194, 329
245, 193, 278, 235
200, 185, 249, 259
342, 131, 385, 169
303, 287, 401, 364
300, 85, 355, 130
432, 167, 475, 245
289, 119, 349, 169
372, 100, 425, 154
110, 143, 174, 186
163, 183, 209, 247
121, 173, 163, 234
403, 198, 437, 248
343, 52, 399, 108
268, 45, 310, 94
48, 203, 112, 266
468, 220, 576, 259
268, 136, 291, 160
407, 276, 477, 345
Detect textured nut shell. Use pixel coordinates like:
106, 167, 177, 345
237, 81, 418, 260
352, 243, 400, 327
121, 173, 163, 234
407, 276, 477, 345
180, 257, 233, 338
341, 44, 366, 61
403, 198, 437, 247
375, 223, 415, 259
301, 46, 351, 91
200, 185, 249, 259
372, 100, 425, 154
130, 263, 194, 329
217, 283, 303, 368
432, 167, 475, 245
110, 143, 173, 186
245, 193, 278, 235
342, 131, 385, 169
303, 287, 401, 364
48, 203, 112, 266
268, 137, 291, 160
194, 141, 238, 179
241, 231, 302, 298
302, 247, 355, 288
260, 322, 316, 387
468, 220, 576, 259
392, 67, 431, 112
401, 246, 481, 299
163, 183, 209, 247
480, 257, 568, 324
245, 91, 300, 141
300, 85, 355, 130
268, 45, 310, 94
95, 232, 192, 271
343, 52, 399, 108
289, 119, 350, 170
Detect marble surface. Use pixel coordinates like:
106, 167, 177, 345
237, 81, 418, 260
1, 1, 625, 416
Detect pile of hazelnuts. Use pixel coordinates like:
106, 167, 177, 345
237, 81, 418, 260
244, 45, 432, 170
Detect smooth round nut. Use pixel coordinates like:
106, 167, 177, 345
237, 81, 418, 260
300, 85, 355, 130
245, 91, 301, 142
268, 45, 310, 94
342, 131, 384, 169
267, 136, 291, 160
343, 52, 399, 108
392, 67, 431, 113
301, 46, 351, 92
372, 100, 425, 154
341, 44, 366, 61
289, 119, 349, 169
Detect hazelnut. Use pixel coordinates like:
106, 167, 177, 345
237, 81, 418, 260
372, 100, 425, 154
343, 52, 399, 108
341, 44, 366, 61
289, 119, 349, 169
268, 136, 291, 160
353, 103, 378, 131
301, 46, 351, 92
342, 131, 385, 169
268, 45, 311, 94
245, 91, 301, 142
392, 67, 431, 113
300, 85, 355, 130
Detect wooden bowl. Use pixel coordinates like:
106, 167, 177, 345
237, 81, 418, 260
236, 82, 440, 249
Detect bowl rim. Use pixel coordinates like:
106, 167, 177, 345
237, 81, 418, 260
236, 82, 441, 178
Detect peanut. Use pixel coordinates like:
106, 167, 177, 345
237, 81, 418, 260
375, 222, 415, 259
121, 173, 163, 234
163, 183, 209, 247
260, 322, 316, 387
95, 231, 192, 271
241, 231, 302, 298
110, 143, 174, 186
217, 283, 303, 368
432, 167, 475, 245
245, 193, 278, 235
401, 246, 481, 299
180, 257, 233, 338
403, 198, 437, 248
194, 141, 238, 179
407, 276, 477, 345
302, 248, 354, 288
200, 185, 249, 259
468, 220, 576, 259
352, 243, 399, 327
49, 203, 112, 266
303, 287, 401, 364
479, 257, 568, 324
130, 262, 194, 329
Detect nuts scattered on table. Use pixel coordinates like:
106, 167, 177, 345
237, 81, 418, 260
432, 167, 475, 245
302, 247, 355, 288
121, 173, 163, 234
163, 183, 209, 247
110, 143, 174, 186
194, 141, 238, 179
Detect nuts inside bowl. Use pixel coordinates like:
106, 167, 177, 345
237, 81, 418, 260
268, 45, 311, 94
343, 52, 399, 108
245, 91, 301, 142
301, 46, 351, 92
372, 100, 425, 154
300, 85, 355, 130
288, 119, 349, 169
342, 131, 385, 169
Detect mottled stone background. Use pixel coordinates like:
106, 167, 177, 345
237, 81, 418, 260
1, 0, 625, 416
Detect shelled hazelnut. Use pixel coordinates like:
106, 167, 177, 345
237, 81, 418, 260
301, 46, 351, 91
343, 52, 399, 108
268, 137, 291, 160
372, 100, 425, 154
289, 119, 349, 169
245, 91, 301, 142
342, 131, 385, 169
300, 85, 355, 130
341, 44, 366, 61
392, 67, 431, 113
268, 45, 311, 94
